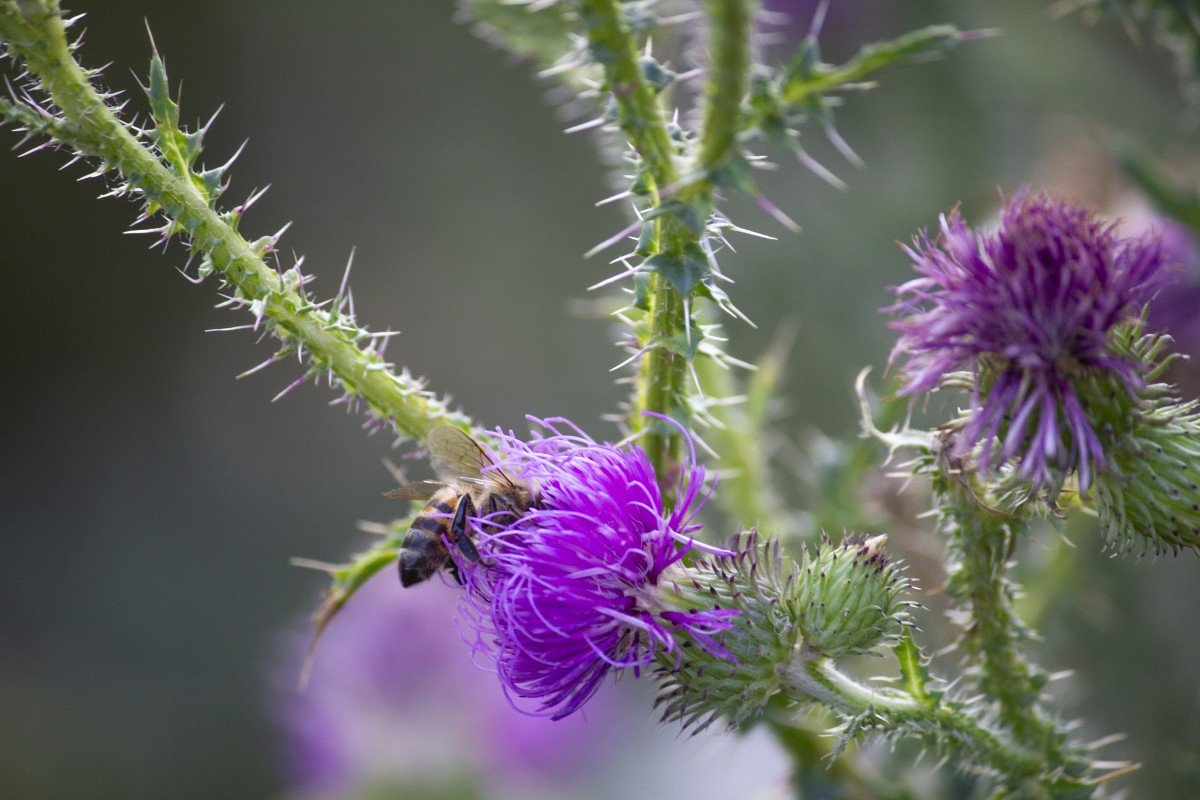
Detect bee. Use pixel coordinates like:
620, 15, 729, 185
385, 425, 533, 587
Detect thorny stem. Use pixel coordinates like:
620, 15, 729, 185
579, 0, 748, 495
782, 655, 1054, 789
580, 0, 687, 490
696, 0, 750, 176
0, 0, 469, 442
940, 476, 1073, 769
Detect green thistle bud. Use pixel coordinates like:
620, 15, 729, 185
653, 532, 913, 733
794, 534, 911, 657
1092, 396, 1200, 555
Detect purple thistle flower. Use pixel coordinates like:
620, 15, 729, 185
888, 191, 1170, 490
274, 576, 623, 798
457, 417, 739, 720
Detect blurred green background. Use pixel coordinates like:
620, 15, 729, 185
2, 1, 1199, 797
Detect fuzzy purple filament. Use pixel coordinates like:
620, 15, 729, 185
888, 191, 1169, 490
457, 417, 738, 720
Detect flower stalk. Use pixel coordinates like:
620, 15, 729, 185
937, 470, 1063, 757
780, 656, 1051, 785
579, 0, 686, 486
579, 0, 749, 492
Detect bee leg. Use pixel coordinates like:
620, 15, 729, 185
451, 494, 483, 564
469, 495, 501, 569
445, 557, 464, 586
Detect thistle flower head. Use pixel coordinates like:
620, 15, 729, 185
888, 190, 1169, 490
793, 533, 911, 656
457, 417, 738, 720
656, 531, 913, 733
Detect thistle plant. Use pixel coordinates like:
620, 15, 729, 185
4, 1, 1199, 798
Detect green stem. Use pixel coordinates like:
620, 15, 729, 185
782, 655, 1052, 788
577, 0, 677, 184
579, 0, 748, 493
579, 0, 686, 488
696, 0, 750, 176
942, 485, 1063, 758
0, 0, 469, 442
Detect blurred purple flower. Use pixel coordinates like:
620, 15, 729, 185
1147, 219, 1200, 353
457, 417, 738, 720
888, 191, 1169, 490
275, 575, 619, 798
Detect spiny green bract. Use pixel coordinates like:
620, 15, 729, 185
653, 531, 913, 733
1093, 397, 1200, 555
794, 533, 912, 657
1084, 323, 1200, 555
654, 531, 802, 733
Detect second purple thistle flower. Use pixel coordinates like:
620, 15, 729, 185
454, 418, 739, 720
887, 191, 1169, 491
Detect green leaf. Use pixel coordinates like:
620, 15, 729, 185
643, 241, 710, 296
147, 50, 178, 131
707, 151, 757, 196
893, 629, 934, 706
654, 324, 704, 360
634, 220, 655, 257
646, 198, 707, 236
781, 25, 981, 108
295, 515, 414, 680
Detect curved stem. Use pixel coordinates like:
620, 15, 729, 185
782, 655, 1050, 786
0, 0, 470, 442
781, 25, 967, 106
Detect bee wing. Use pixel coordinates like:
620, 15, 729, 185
427, 425, 489, 481
384, 481, 444, 501
427, 425, 522, 489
